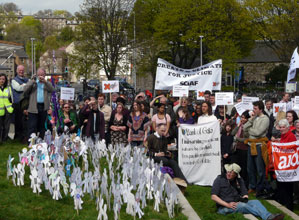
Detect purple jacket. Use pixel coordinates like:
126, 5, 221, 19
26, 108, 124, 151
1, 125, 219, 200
81, 105, 105, 140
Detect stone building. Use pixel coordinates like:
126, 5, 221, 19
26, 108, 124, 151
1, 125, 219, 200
238, 41, 287, 82
0, 40, 29, 80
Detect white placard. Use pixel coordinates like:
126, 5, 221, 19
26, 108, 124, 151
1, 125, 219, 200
286, 82, 297, 93
179, 121, 221, 186
196, 90, 205, 100
273, 103, 287, 117
60, 87, 75, 100
242, 96, 259, 110
173, 85, 189, 97
155, 58, 222, 91
102, 80, 119, 93
215, 92, 234, 106
234, 102, 246, 116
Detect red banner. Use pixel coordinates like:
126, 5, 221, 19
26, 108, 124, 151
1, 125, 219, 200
271, 141, 299, 182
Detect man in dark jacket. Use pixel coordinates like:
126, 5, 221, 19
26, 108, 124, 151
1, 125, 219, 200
81, 98, 105, 141
211, 163, 284, 220
147, 123, 187, 183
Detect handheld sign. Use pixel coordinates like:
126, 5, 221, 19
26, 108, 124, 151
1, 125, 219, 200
196, 90, 205, 100
234, 102, 246, 116
60, 87, 75, 100
242, 96, 259, 110
273, 103, 287, 117
172, 85, 189, 97
102, 80, 119, 93
215, 92, 233, 106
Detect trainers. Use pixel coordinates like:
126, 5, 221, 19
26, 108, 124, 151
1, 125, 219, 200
267, 213, 284, 220
248, 189, 255, 194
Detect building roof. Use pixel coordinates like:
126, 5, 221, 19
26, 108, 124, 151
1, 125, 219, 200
238, 41, 282, 63
0, 40, 23, 52
0, 48, 28, 59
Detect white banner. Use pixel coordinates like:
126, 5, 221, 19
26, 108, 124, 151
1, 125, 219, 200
178, 121, 221, 186
155, 58, 222, 91
173, 85, 189, 97
60, 87, 75, 100
102, 80, 119, 93
215, 92, 234, 106
287, 47, 299, 83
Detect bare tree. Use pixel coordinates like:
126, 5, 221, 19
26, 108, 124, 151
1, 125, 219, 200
76, 0, 134, 80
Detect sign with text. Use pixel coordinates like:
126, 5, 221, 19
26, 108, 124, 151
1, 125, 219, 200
271, 141, 299, 182
178, 121, 221, 186
242, 96, 259, 110
234, 102, 246, 116
215, 92, 234, 106
172, 85, 189, 97
155, 58, 222, 91
273, 103, 287, 117
102, 80, 119, 93
60, 87, 75, 100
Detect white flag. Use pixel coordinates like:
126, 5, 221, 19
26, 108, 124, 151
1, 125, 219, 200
287, 47, 299, 82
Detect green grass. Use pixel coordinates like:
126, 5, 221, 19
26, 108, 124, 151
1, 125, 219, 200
185, 184, 296, 220
0, 140, 187, 220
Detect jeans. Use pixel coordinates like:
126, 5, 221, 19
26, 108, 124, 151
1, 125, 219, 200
28, 104, 47, 139
218, 200, 271, 220
247, 144, 266, 192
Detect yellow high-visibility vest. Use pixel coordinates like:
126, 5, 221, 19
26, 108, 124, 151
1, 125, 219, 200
0, 87, 13, 116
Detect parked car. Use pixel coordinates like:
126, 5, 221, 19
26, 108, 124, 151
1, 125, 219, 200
55, 80, 70, 91
87, 79, 101, 90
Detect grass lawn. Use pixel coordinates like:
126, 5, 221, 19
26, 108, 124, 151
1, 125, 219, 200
185, 184, 297, 220
0, 140, 188, 220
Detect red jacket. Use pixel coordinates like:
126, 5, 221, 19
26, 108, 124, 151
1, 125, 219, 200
280, 130, 297, 143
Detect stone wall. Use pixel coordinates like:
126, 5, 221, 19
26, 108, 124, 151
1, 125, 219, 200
239, 62, 288, 82
136, 73, 154, 92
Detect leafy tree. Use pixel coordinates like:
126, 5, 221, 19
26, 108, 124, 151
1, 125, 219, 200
57, 26, 75, 44
20, 16, 43, 38
245, 0, 299, 61
0, 2, 20, 13
34, 9, 53, 17
75, 0, 135, 80
44, 35, 59, 51
265, 64, 288, 84
53, 10, 72, 18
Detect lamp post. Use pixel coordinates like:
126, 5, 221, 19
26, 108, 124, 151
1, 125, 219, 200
30, 38, 35, 76
33, 42, 36, 75
199, 35, 204, 66
133, 11, 136, 91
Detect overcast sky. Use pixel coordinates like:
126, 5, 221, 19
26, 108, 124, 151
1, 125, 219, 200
1, 0, 84, 15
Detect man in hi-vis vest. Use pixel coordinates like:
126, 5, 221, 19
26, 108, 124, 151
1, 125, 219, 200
0, 73, 14, 143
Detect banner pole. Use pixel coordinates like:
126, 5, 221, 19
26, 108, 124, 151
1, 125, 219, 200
224, 105, 226, 121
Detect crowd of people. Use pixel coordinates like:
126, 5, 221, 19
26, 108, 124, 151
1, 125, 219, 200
0, 65, 298, 219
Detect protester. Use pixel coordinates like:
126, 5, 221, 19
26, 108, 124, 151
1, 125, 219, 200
24, 68, 55, 139
215, 105, 229, 127
210, 93, 218, 114
197, 101, 217, 124
211, 163, 284, 220
78, 97, 90, 138
177, 107, 194, 126
109, 103, 128, 146
243, 101, 270, 197
45, 107, 55, 132
0, 73, 14, 143
264, 100, 273, 117
221, 122, 234, 166
192, 102, 201, 122
97, 93, 112, 143
286, 110, 298, 131
147, 123, 187, 185
111, 93, 119, 110
127, 101, 150, 147
57, 103, 78, 134
293, 119, 299, 140
151, 103, 171, 137
204, 90, 211, 102
81, 99, 105, 141
280, 93, 292, 111
276, 119, 296, 211
231, 110, 250, 187
173, 97, 188, 114
11, 65, 28, 141
271, 111, 286, 142
111, 97, 130, 118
